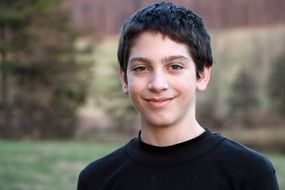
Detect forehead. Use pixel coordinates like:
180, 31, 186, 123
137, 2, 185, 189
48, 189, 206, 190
129, 32, 191, 60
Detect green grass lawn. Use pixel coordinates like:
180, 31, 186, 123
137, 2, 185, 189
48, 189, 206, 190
0, 140, 121, 190
0, 140, 284, 190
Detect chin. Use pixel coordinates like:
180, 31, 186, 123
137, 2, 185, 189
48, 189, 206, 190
140, 110, 184, 128
144, 117, 177, 128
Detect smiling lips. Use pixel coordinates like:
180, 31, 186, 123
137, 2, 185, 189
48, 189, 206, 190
144, 97, 174, 108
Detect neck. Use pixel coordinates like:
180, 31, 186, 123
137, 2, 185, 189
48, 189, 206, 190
140, 119, 205, 147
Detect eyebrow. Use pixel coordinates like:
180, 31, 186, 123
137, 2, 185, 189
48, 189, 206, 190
129, 57, 151, 65
129, 55, 189, 65
161, 55, 189, 63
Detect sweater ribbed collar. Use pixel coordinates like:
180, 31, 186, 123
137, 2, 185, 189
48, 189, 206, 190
126, 129, 224, 168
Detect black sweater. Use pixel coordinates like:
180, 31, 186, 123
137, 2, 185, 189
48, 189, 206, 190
77, 129, 279, 190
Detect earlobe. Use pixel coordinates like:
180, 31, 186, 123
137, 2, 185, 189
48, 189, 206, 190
119, 69, 129, 95
197, 66, 211, 92
122, 82, 129, 95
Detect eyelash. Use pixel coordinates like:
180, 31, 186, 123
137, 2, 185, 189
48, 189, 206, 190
132, 65, 149, 72
169, 64, 184, 70
131, 63, 184, 73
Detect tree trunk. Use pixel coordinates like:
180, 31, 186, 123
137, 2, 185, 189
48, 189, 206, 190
0, 26, 11, 138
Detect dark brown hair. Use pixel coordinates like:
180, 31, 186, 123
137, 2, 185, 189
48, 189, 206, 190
117, 2, 213, 79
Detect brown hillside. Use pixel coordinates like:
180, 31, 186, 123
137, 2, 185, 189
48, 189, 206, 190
69, 0, 285, 36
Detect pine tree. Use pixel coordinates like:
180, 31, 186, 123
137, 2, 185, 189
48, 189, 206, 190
268, 53, 285, 117
0, 0, 29, 137
228, 69, 259, 127
0, 0, 92, 138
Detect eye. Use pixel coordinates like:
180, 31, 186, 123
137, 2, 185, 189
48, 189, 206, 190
169, 64, 184, 71
132, 65, 149, 72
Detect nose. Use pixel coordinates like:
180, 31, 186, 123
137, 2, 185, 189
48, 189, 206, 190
148, 70, 168, 92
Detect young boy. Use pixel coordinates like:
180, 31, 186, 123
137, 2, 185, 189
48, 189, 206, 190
77, 2, 279, 190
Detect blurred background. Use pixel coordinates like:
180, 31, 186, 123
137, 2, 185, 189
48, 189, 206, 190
0, 0, 285, 189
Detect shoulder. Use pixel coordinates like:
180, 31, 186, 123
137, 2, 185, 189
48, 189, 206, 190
214, 135, 279, 189
78, 140, 132, 186
221, 137, 273, 165
81, 146, 124, 174
215, 135, 275, 178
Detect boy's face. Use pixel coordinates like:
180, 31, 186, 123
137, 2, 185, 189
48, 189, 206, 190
120, 32, 211, 128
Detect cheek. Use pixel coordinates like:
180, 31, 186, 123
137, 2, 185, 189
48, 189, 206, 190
176, 82, 196, 96
127, 79, 143, 97
127, 82, 145, 110
171, 73, 197, 90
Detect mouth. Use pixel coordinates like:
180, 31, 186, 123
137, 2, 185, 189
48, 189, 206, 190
144, 97, 175, 108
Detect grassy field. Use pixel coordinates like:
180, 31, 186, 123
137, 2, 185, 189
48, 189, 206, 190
0, 140, 284, 190
0, 140, 120, 190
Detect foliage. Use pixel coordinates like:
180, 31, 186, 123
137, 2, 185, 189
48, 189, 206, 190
0, 0, 92, 138
268, 53, 285, 117
198, 26, 285, 129
0, 139, 284, 190
228, 69, 259, 127
81, 37, 137, 134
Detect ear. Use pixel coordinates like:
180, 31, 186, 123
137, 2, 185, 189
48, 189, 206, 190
119, 69, 129, 95
196, 66, 211, 92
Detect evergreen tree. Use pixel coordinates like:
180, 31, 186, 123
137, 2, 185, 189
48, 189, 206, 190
268, 53, 285, 117
228, 69, 259, 127
0, 0, 29, 137
0, 0, 91, 138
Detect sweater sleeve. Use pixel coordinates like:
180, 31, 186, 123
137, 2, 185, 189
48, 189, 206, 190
219, 137, 280, 190
77, 172, 88, 190
244, 170, 279, 190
